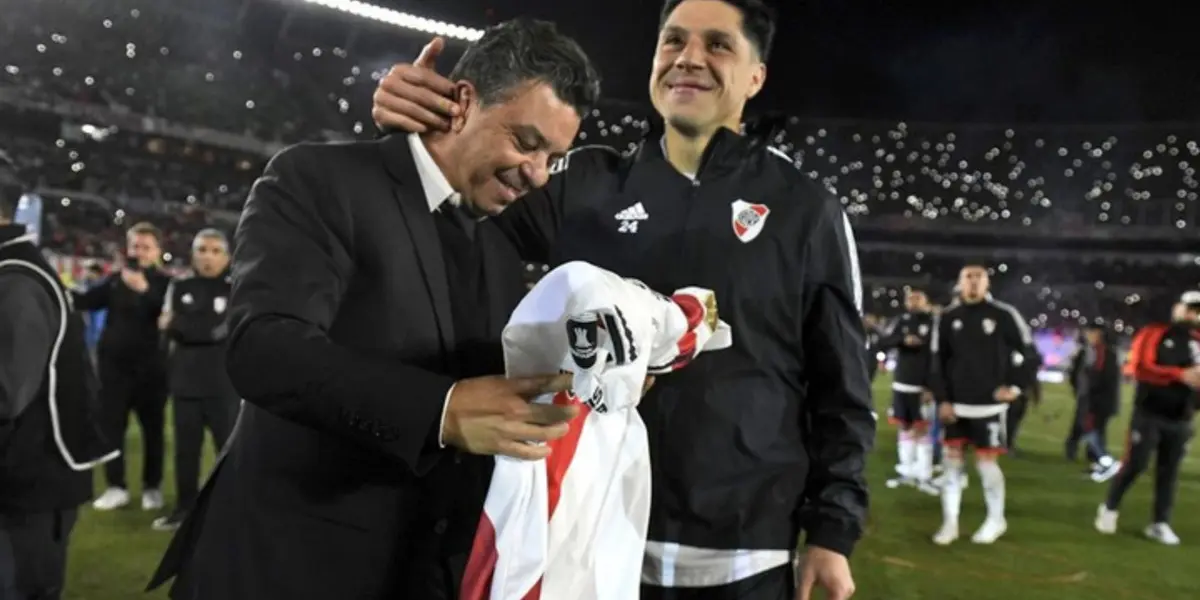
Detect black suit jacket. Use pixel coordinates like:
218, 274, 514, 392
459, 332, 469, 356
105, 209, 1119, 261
150, 135, 527, 600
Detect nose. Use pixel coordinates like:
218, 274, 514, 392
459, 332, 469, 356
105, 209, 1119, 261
673, 38, 705, 71
523, 161, 550, 190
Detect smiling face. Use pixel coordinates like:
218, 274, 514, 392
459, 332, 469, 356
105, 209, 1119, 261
448, 81, 581, 216
649, 0, 766, 137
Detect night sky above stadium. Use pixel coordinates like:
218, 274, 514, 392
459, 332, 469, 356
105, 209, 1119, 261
395, 0, 1197, 124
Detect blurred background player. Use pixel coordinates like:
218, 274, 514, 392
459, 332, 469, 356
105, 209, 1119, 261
928, 265, 1033, 545
878, 288, 938, 494
1065, 321, 1122, 482
1094, 291, 1200, 545
151, 229, 236, 532
72, 222, 172, 512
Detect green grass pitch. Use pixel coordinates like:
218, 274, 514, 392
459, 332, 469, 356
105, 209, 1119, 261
63, 376, 1198, 599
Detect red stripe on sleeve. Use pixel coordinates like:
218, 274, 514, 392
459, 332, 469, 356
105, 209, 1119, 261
1134, 324, 1184, 386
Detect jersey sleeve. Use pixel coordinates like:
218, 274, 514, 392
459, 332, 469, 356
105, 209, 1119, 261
797, 204, 874, 558
492, 147, 616, 263
490, 152, 574, 263
1133, 324, 1185, 386
927, 309, 953, 403
995, 302, 1034, 389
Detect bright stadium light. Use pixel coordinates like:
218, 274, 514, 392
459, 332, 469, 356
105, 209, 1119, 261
300, 0, 485, 41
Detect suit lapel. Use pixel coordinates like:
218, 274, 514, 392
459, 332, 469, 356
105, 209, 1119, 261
381, 135, 455, 354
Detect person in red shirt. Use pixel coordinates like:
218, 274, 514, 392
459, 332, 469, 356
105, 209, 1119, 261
1094, 292, 1200, 545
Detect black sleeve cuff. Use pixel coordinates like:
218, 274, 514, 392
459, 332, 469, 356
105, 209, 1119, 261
804, 523, 859, 558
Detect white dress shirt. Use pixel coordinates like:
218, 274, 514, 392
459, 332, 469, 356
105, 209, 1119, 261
407, 133, 460, 448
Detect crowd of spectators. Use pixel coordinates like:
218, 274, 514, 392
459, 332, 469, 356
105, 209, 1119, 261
2, 0, 1196, 335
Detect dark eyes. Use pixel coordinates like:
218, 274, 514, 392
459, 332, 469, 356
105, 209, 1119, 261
516, 136, 538, 152
661, 35, 730, 52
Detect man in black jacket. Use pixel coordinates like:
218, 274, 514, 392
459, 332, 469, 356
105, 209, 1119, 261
929, 265, 1032, 546
1068, 322, 1122, 481
149, 19, 593, 600
152, 229, 237, 532
371, 1, 874, 597
1094, 293, 1200, 545
74, 221, 172, 512
0, 150, 116, 600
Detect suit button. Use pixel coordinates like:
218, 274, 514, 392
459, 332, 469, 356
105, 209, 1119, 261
454, 452, 462, 464
434, 519, 448, 534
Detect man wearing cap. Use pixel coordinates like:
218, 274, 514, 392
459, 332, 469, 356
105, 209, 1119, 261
1094, 291, 1200, 545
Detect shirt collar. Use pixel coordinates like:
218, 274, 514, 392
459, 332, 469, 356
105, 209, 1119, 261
407, 133, 459, 213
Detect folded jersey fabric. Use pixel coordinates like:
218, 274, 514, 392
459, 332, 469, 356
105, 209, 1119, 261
461, 261, 732, 600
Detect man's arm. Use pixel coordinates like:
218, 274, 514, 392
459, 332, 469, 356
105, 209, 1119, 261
225, 145, 456, 474
873, 318, 904, 351
491, 148, 598, 263
164, 281, 226, 345
0, 271, 58, 436
1132, 324, 1186, 386
995, 301, 1034, 390
927, 308, 953, 403
136, 271, 170, 319
72, 276, 112, 311
798, 207, 875, 558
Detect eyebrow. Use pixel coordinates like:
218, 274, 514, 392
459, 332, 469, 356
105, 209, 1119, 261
514, 124, 568, 158
661, 25, 738, 48
513, 124, 548, 148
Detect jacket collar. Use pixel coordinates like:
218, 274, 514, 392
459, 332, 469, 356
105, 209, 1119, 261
633, 116, 777, 179
0, 223, 35, 249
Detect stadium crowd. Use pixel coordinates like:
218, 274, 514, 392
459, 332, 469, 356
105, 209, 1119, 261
2, 1, 1199, 600
4, 1, 1197, 344
0, 0, 1194, 429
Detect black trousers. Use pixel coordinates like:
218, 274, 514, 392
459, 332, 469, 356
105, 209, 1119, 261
1105, 411, 1193, 523
173, 394, 238, 511
100, 361, 168, 490
641, 565, 795, 600
0, 509, 78, 600
1067, 398, 1114, 462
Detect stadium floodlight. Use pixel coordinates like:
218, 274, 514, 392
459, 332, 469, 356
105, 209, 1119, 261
300, 0, 484, 42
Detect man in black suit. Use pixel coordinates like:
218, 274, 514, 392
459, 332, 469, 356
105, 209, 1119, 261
149, 19, 601, 600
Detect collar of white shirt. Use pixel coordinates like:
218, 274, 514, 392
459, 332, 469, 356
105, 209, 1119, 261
407, 133, 460, 213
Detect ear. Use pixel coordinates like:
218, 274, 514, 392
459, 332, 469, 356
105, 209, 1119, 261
450, 80, 478, 134
745, 62, 766, 100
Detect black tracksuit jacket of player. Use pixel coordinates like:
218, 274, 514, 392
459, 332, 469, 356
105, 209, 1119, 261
73, 267, 171, 366
877, 311, 935, 389
1132, 322, 1200, 421
929, 298, 1034, 406
492, 123, 876, 558
1076, 338, 1121, 418
164, 271, 237, 399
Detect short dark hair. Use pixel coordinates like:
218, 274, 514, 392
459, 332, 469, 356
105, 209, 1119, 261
449, 18, 601, 118
659, 0, 777, 62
